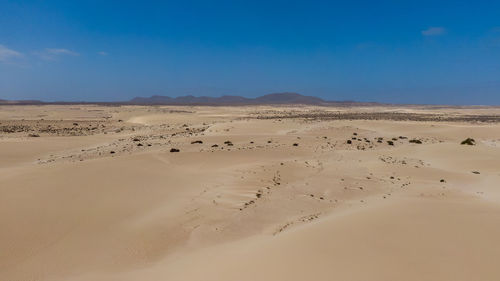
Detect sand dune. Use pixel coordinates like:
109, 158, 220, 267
1, 105, 500, 280
85, 196, 500, 281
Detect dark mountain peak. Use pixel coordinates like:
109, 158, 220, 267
255, 92, 325, 104
258, 92, 304, 99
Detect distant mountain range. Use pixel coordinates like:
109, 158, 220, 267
0, 99, 44, 105
0, 93, 376, 106
129, 92, 329, 105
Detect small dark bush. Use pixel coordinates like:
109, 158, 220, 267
293, 143, 299, 146
409, 139, 422, 144
461, 138, 475, 145
170, 148, 180, 152
387, 140, 394, 146
191, 140, 203, 144
347, 140, 352, 144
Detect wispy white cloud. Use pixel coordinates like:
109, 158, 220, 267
421, 27, 446, 36
35, 48, 79, 60
97, 51, 108, 56
46, 48, 79, 56
0, 44, 23, 62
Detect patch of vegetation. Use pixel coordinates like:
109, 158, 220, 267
461, 138, 476, 145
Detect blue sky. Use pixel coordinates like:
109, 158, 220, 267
1, 0, 499, 104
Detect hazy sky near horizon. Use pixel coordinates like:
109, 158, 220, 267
1, 0, 500, 104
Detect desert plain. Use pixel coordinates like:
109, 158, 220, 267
1, 104, 500, 281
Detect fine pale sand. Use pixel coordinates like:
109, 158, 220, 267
1, 105, 500, 281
